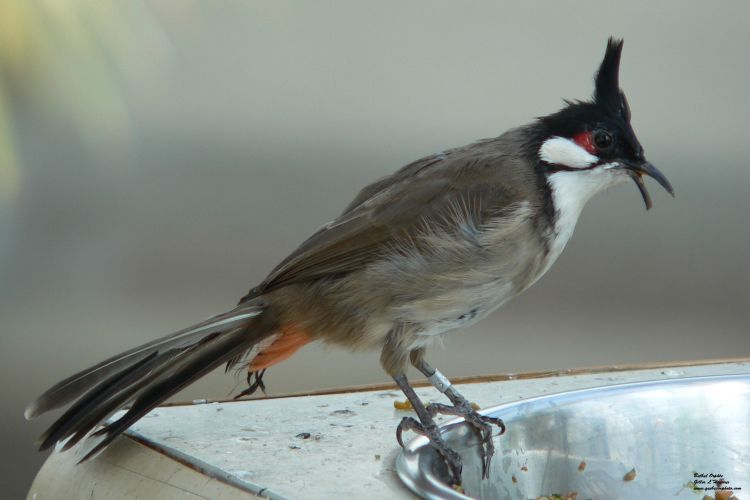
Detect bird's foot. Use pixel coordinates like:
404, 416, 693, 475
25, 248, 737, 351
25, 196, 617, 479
396, 416, 463, 486
233, 369, 267, 399
426, 402, 505, 479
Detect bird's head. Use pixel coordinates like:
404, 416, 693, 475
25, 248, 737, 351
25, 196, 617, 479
533, 38, 673, 209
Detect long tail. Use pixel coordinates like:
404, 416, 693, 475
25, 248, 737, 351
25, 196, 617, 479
25, 301, 276, 461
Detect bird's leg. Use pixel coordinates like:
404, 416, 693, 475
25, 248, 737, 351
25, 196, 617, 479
393, 373, 463, 486
410, 350, 505, 479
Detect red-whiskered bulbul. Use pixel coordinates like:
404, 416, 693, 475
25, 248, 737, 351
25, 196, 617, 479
26, 38, 673, 485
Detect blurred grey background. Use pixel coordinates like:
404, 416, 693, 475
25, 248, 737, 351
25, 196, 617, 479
1, 1, 749, 497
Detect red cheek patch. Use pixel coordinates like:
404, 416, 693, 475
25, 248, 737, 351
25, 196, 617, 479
573, 132, 597, 155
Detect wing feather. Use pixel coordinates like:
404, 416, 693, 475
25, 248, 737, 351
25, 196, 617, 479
258, 147, 534, 293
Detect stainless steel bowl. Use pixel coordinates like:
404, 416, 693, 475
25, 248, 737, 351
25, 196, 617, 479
397, 374, 750, 499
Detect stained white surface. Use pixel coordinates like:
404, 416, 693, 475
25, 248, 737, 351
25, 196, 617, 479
115, 362, 750, 499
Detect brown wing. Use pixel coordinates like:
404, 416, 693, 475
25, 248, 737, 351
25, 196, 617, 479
260, 174, 452, 292
254, 145, 535, 295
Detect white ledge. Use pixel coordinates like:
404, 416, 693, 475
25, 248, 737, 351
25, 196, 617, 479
28, 359, 750, 499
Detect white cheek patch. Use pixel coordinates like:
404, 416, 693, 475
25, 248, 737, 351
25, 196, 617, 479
539, 136, 599, 169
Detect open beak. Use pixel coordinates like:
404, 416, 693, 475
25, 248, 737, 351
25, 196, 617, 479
620, 160, 674, 210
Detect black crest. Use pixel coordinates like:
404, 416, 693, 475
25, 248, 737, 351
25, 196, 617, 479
528, 37, 644, 165
594, 38, 630, 121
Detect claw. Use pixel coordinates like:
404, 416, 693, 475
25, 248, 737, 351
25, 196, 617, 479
427, 401, 505, 479
234, 368, 267, 399
485, 415, 506, 435
396, 416, 423, 448
396, 416, 463, 485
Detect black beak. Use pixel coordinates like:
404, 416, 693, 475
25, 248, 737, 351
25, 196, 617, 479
620, 160, 674, 210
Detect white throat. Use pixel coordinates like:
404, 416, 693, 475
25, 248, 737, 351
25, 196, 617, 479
540, 166, 626, 275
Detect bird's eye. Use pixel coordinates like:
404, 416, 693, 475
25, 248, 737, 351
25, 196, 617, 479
594, 130, 614, 151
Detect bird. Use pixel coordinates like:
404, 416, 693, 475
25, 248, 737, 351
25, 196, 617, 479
25, 37, 672, 486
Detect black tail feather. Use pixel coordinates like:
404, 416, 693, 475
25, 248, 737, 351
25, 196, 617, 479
56, 349, 182, 452
26, 303, 266, 420
27, 303, 274, 459
79, 327, 253, 462
38, 351, 162, 451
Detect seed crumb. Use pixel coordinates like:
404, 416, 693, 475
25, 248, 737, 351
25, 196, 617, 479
623, 468, 637, 482
394, 400, 413, 410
